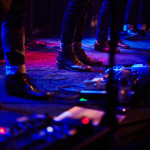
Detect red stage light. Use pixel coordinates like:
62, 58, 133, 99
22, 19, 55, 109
82, 117, 90, 125
0, 127, 6, 134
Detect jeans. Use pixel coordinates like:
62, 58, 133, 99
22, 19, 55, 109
0, 0, 26, 67
96, 0, 124, 43
61, 0, 93, 44
124, 0, 149, 26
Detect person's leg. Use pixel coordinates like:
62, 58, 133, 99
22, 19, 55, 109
94, 0, 120, 53
123, 0, 139, 38
124, 0, 139, 30
148, 1, 150, 33
57, 0, 92, 71
1, 14, 26, 75
137, 0, 149, 36
73, 0, 103, 66
1, 0, 50, 100
119, 0, 129, 32
0, 0, 12, 61
0, 24, 4, 61
96, 0, 111, 44
60, 0, 93, 45
116, 0, 130, 49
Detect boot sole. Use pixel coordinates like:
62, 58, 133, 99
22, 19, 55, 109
94, 46, 120, 54
6, 90, 50, 100
56, 61, 91, 72
6, 90, 26, 98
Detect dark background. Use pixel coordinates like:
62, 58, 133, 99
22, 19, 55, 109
25, 0, 103, 37
25, 0, 129, 39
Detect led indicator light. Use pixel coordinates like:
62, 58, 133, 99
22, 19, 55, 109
80, 98, 87, 102
0, 127, 6, 134
47, 126, 54, 133
82, 117, 90, 125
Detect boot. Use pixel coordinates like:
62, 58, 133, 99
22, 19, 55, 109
74, 42, 103, 66
56, 48, 91, 72
94, 41, 120, 53
0, 49, 4, 61
117, 39, 130, 49
5, 74, 51, 100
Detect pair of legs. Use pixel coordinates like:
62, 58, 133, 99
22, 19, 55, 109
0, 0, 50, 100
124, 0, 149, 37
94, 0, 130, 53
56, 0, 103, 72
0, 24, 4, 60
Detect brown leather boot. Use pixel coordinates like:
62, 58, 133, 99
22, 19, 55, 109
117, 39, 130, 49
74, 47, 103, 66
56, 49, 91, 72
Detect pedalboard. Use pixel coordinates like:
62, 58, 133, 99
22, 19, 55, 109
0, 108, 110, 150
80, 64, 150, 106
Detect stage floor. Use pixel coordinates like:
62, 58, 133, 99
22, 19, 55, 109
0, 34, 150, 117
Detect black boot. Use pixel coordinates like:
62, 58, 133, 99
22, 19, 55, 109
56, 49, 91, 72
124, 29, 138, 40
138, 29, 148, 37
0, 48, 4, 61
74, 47, 103, 66
5, 74, 51, 100
94, 41, 120, 53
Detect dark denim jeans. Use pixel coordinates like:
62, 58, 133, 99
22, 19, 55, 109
96, 0, 124, 43
61, 0, 93, 44
124, 0, 149, 26
1, 0, 26, 66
